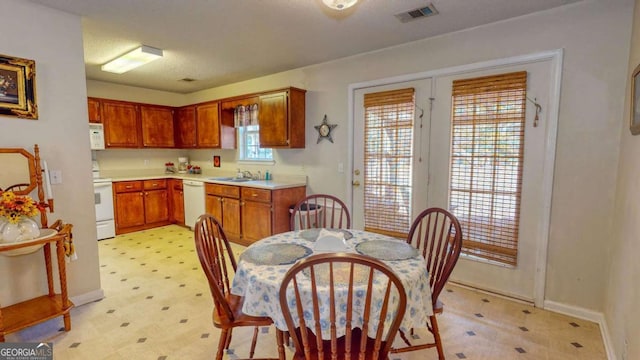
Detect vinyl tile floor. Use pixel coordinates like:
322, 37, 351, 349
6, 225, 607, 359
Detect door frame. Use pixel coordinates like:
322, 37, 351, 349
346, 49, 563, 307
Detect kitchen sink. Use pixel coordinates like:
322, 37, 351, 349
209, 177, 253, 182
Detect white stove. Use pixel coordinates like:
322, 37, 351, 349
92, 163, 115, 240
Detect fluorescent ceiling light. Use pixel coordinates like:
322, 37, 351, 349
322, 0, 358, 11
101, 45, 163, 74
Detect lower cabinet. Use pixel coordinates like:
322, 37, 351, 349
114, 179, 171, 234
205, 184, 241, 241
206, 183, 305, 246
169, 179, 185, 225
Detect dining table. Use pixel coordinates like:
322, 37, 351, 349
230, 228, 433, 339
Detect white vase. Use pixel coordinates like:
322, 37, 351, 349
1, 218, 41, 243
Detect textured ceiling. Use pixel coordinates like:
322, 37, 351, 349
28, 0, 582, 94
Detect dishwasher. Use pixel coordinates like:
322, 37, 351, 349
183, 180, 205, 230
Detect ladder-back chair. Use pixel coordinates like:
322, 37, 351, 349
392, 207, 463, 359
194, 214, 283, 360
290, 194, 351, 231
279, 252, 407, 360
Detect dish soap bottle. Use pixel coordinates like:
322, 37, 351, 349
265, 170, 271, 181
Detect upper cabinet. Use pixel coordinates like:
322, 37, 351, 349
175, 105, 197, 148
89, 86, 305, 150
87, 97, 101, 123
259, 87, 306, 148
102, 100, 140, 148
140, 105, 175, 148
196, 101, 225, 148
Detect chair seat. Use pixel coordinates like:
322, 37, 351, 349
213, 294, 273, 328
291, 327, 389, 360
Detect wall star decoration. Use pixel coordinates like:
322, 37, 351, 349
315, 114, 337, 143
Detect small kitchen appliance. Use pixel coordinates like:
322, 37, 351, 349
178, 157, 189, 174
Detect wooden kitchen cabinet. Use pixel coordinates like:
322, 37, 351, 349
169, 179, 185, 225
140, 105, 175, 148
102, 100, 141, 148
241, 187, 273, 243
114, 180, 171, 234
258, 87, 306, 148
87, 97, 101, 123
196, 101, 221, 148
205, 183, 241, 241
174, 105, 197, 148
143, 179, 169, 224
206, 183, 306, 246
114, 181, 145, 230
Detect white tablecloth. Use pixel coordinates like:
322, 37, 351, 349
231, 229, 433, 338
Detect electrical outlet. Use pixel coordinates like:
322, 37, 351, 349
50, 170, 62, 184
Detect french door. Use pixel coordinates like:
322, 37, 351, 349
351, 57, 556, 303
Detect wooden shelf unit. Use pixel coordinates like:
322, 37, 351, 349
0, 230, 74, 341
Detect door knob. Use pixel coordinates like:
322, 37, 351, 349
352, 180, 360, 187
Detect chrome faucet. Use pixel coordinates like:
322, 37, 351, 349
242, 170, 255, 179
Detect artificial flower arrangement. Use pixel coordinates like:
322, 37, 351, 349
0, 190, 46, 224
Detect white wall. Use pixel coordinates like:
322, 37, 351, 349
192, 0, 632, 311
0, 0, 101, 304
606, 0, 640, 358
89, 0, 633, 316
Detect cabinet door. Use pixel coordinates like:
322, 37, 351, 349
175, 106, 197, 148
145, 189, 169, 224
169, 180, 185, 224
206, 195, 223, 222
88, 98, 101, 123
196, 102, 220, 148
258, 91, 288, 147
140, 105, 175, 148
241, 200, 272, 243
115, 192, 145, 228
223, 197, 241, 241
103, 101, 140, 148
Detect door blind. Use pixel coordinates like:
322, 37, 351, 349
449, 71, 527, 266
363, 88, 415, 239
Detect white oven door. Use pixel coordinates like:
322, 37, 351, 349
94, 182, 114, 222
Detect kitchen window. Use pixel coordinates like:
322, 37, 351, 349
238, 125, 273, 161
235, 104, 273, 162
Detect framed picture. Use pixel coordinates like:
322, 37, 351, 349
631, 63, 640, 135
0, 54, 38, 119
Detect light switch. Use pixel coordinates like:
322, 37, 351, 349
338, 162, 344, 173
50, 170, 62, 184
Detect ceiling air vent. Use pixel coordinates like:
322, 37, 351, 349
395, 3, 438, 23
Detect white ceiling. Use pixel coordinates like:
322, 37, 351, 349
28, 0, 581, 94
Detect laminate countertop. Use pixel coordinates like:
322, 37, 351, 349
98, 170, 307, 190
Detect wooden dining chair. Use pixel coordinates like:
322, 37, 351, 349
194, 214, 283, 360
392, 207, 463, 359
279, 252, 407, 360
289, 194, 351, 231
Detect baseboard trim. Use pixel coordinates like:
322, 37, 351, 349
543, 300, 616, 360
70, 288, 105, 307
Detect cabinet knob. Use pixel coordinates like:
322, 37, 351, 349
125, 185, 133, 189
